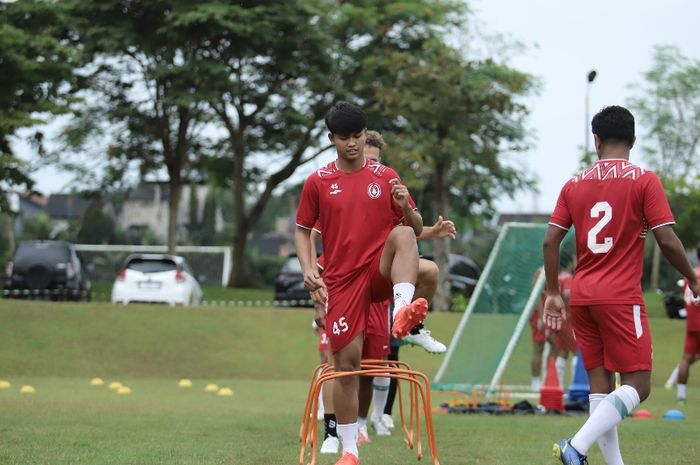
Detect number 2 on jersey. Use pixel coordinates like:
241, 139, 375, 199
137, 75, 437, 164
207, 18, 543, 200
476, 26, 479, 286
587, 201, 613, 253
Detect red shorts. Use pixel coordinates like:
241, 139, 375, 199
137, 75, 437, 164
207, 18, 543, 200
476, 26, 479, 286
362, 332, 391, 359
571, 304, 652, 373
530, 310, 547, 343
318, 329, 330, 352
326, 251, 392, 353
552, 318, 577, 353
684, 331, 700, 355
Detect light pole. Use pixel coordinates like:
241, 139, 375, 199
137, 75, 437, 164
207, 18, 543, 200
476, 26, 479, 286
584, 70, 597, 159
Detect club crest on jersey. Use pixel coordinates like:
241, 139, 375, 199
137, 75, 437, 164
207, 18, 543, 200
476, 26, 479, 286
367, 182, 381, 199
329, 183, 342, 195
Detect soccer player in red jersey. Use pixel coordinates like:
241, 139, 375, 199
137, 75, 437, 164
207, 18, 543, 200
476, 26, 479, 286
676, 246, 700, 403
295, 102, 429, 465
543, 106, 700, 465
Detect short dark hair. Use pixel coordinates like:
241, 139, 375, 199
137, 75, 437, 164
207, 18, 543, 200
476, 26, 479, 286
591, 105, 635, 146
325, 101, 367, 135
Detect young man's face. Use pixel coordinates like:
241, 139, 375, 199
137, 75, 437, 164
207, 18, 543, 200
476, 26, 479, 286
364, 145, 381, 162
329, 129, 366, 162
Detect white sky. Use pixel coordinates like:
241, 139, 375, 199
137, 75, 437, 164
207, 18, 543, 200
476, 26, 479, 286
18, 0, 700, 216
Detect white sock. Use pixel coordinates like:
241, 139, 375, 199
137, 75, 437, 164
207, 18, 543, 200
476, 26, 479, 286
678, 384, 687, 399
571, 385, 640, 455
392, 282, 415, 318
531, 376, 541, 391
337, 423, 359, 458
571, 356, 578, 382
372, 377, 391, 421
357, 416, 366, 429
556, 356, 567, 387
666, 364, 680, 388
589, 393, 624, 465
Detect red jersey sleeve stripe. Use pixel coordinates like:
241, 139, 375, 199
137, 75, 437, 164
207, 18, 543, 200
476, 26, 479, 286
296, 223, 313, 230
548, 222, 570, 231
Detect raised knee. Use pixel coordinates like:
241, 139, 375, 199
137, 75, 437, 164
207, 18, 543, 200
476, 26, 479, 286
419, 260, 439, 284
389, 225, 417, 243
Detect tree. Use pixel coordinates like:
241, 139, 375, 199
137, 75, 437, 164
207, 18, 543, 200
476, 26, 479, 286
61, 0, 214, 254
627, 45, 700, 288
357, 40, 536, 310
167, 0, 460, 286
0, 1, 76, 211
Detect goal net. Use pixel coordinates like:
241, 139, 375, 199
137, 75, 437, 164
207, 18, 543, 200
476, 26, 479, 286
433, 222, 575, 394
74, 244, 232, 287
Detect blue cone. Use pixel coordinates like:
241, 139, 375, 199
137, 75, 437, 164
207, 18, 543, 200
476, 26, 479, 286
567, 350, 590, 403
663, 409, 686, 420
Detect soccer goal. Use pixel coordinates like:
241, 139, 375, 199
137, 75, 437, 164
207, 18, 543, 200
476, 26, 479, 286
74, 244, 232, 287
433, 222, 574, 394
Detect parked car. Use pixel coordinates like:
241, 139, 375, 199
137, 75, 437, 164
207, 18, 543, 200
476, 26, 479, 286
663, 289, 687, 319
273, 253, 480, 307
4, 240, 91, 301
274, 254, 312, 306
111, 254, 203, 306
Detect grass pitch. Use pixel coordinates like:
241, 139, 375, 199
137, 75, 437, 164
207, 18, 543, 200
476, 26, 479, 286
0, 298, 698, 465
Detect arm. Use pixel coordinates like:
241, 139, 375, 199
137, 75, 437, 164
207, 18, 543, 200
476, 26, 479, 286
294, 226, 324, 294
310, 228, 321, 271
542, 225, 568, 330
389, 178, 423, 236
417, 216, 457, 240
653, 225, 700, 296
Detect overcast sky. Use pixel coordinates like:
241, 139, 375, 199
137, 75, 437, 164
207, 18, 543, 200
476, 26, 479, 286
19, 0, 700, 215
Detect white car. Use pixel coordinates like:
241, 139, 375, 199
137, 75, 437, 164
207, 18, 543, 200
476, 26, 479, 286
111, 254, 203, 306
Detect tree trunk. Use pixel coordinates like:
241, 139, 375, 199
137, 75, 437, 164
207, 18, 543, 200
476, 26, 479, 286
431, 158, 451, 312
228, 127, 253, 287
167, 177, 181, 255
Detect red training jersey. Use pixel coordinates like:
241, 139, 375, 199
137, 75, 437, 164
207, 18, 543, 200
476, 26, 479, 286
296, 159, 415, 289
549, 159, 674, 305
684, 267, 700, 332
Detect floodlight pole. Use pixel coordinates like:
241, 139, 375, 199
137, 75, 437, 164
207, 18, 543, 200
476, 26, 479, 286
584, 70, 598, 158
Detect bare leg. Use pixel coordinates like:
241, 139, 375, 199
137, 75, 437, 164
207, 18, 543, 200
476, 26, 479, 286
378, 226, 419, 285
333, 333, 364, 424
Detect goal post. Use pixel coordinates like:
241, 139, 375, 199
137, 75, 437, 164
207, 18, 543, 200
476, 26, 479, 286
433, 222, 575, 393
74, 244, 232, 287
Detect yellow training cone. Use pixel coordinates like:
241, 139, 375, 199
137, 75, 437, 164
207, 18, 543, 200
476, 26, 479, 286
117, 386, 131, 395
178, 379, 193, 388
0, 380, 11, 389
217, 387, 233, 397
108, 382, 122, 390
90, 378, 105, 387
20, 385, 35, 394
204, 383, 219, 392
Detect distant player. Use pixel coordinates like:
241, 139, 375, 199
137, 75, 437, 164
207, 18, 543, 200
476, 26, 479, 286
676, 246, 700, 403
530, 267, 549, 391
295, 102, 429, 465
543, 105, 700, 465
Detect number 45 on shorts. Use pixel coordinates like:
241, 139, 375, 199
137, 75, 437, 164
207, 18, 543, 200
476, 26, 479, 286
332, 317, 349, 335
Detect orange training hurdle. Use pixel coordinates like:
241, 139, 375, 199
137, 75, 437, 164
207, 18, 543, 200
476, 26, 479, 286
298, 359, 440, 465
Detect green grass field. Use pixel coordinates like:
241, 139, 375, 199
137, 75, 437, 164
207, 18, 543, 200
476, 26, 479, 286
0, 297, 698, 465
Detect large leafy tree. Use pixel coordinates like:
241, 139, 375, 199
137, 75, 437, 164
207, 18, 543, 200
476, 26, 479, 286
166, 0, 460, 286
628, 45, 700, 288
60, 0, 220, 254
358, 41, 536, 310
0, 1, 76, 212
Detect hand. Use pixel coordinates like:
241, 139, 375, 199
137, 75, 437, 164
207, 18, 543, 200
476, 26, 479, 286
542, 293, 566, 331
432, 215, 457, 239
303, 269, 324, 293
310, 286, 327, 306
389, 178, 410, 209
313, 301, 327, 329
689, 279, 700, 305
